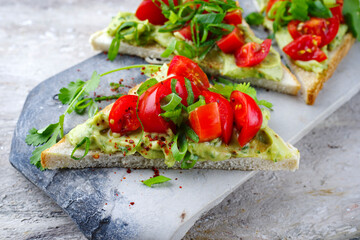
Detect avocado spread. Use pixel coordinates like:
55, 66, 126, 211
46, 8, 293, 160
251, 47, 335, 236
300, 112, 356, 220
106, 12, 284, 82
66, 107, 298, 167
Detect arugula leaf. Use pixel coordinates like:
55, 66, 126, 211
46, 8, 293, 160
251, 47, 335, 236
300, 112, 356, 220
143, 175, 172, 187
245, 12, 265, 26
343, 0, 360, 41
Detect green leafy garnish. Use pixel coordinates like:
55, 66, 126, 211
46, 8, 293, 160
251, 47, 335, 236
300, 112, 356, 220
343, 0, 360, 41
110, 82, 124, 91
70, 137, 90, 160
209, 81, 273, 110
245, 12, 265, 26
26, 64, 160, 169
143, 175, 172, 187
137, 78, 158, 96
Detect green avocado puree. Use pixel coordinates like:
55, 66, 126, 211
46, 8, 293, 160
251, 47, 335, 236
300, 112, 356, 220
106, 12, 284, 82
66, 108, 298, 167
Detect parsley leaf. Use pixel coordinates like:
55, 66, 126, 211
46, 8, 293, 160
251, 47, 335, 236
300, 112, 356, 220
58, 80, 84, 105
25, 123, 60, 146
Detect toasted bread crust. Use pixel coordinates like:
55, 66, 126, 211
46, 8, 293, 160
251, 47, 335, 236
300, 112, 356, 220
286, 33, 355, 105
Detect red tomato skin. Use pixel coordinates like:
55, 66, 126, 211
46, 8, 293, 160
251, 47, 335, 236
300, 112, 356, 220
235, 39, 272, 67
189, 102, 222, 142
138, 75, 200, 133
287, 17, 340, 47
224, 9, 242, 25
283, 35, 327, 62
138, 83, 174, 133
330, 0, 344, 23
135, 0, 178, 25
175, 25, 193, 41
230, 91, 263, 147
216, 27, 245, 54
109, 95, 141, 134
168, 55, 210, 91
201, 91, 233, 144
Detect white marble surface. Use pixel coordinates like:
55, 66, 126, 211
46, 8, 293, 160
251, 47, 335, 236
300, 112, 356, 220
1, 0, 359, 239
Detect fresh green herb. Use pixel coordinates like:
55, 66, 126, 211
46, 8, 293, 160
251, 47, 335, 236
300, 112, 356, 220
70, 137, 90, 160
143, 175, 172, 187
137, 78, 158, 96
171, 78, 177, 93
181, 152, 199, 169
160, 108, 182, 119
186, 95, 205, 113
161, 93, 183, 111
184, 124, 199, 143
161, 38, 177, 58
171, 131, 188, 162
184, 78, 194, 105
308, 0, 333, 18
343, 0, 360, 41
26, 64, 158, 169
108, 22, 139, 61
209, 81, 273, 110
245, 12, 265, 26
110, 82, 124, 91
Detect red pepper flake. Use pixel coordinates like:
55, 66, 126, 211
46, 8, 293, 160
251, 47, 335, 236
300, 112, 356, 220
130, 202, 135, 205
77, 69, 81, 72
179, 186, 182, 189
123, 177, 126, 180
99, 107, 102, 110
131, 77, 135, 80
93, 154, 100, 159
116, 193, 118, 196
105, 203, 108, 205
114, 172, 116, 174
125, 139, 128, 142
141, 72, 144, 75
106, 58, 109, 61
152, 167, 160, 177
127, 168, 132, 174
129, 139, 134, 144
175, 178, 178, 180
103, 51, 108, 55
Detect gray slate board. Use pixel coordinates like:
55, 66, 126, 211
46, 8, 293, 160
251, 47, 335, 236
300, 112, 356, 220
10, 41, 360, 240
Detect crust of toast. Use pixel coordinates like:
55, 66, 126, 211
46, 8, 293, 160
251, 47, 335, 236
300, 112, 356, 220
284, 33, 356, 105
41, 137, 299, 171
89, 30, 301, 96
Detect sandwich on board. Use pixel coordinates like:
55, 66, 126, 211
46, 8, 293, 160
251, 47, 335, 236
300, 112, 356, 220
40, 56, 300, 171
90, 0, 301, 96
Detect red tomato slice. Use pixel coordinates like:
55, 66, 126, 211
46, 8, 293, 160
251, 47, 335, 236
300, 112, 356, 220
175, 25, 193, 41
224, 9, 242, 25
168, 55, 210, 91
109, 95, 141, 134
288, 17, 340, 47
135, 0, 178, 25
235, 39, 272, 67
138, 75, 200, 133
283, 35, 327, 62
189, 102, 222, 142
201, 91, 233, 144
230, 91, 262, 147
330, 0, 344, 23
216, 27, 245, 54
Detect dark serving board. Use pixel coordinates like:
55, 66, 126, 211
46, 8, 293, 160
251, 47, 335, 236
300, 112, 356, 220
10, 42, 360, 239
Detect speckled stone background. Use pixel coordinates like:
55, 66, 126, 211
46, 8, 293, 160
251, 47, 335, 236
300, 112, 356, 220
1, 0, 359, 239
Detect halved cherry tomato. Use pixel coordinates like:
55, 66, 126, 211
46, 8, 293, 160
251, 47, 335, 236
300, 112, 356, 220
201, 91, 233, 144
175, 25, 193, 41
168, 55, 210, 91
235, 39, 272, 67
288, 17, 340, 47
283, 35, 327, 62
330, 0, 344, 23
189, 102, 222, 142
230, 91, 262, 147
224, 9, 242, 25
216, 27, 245, 54
135, 0, 178, 25
138, 75, 200, 133
109, 95, 141, 134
